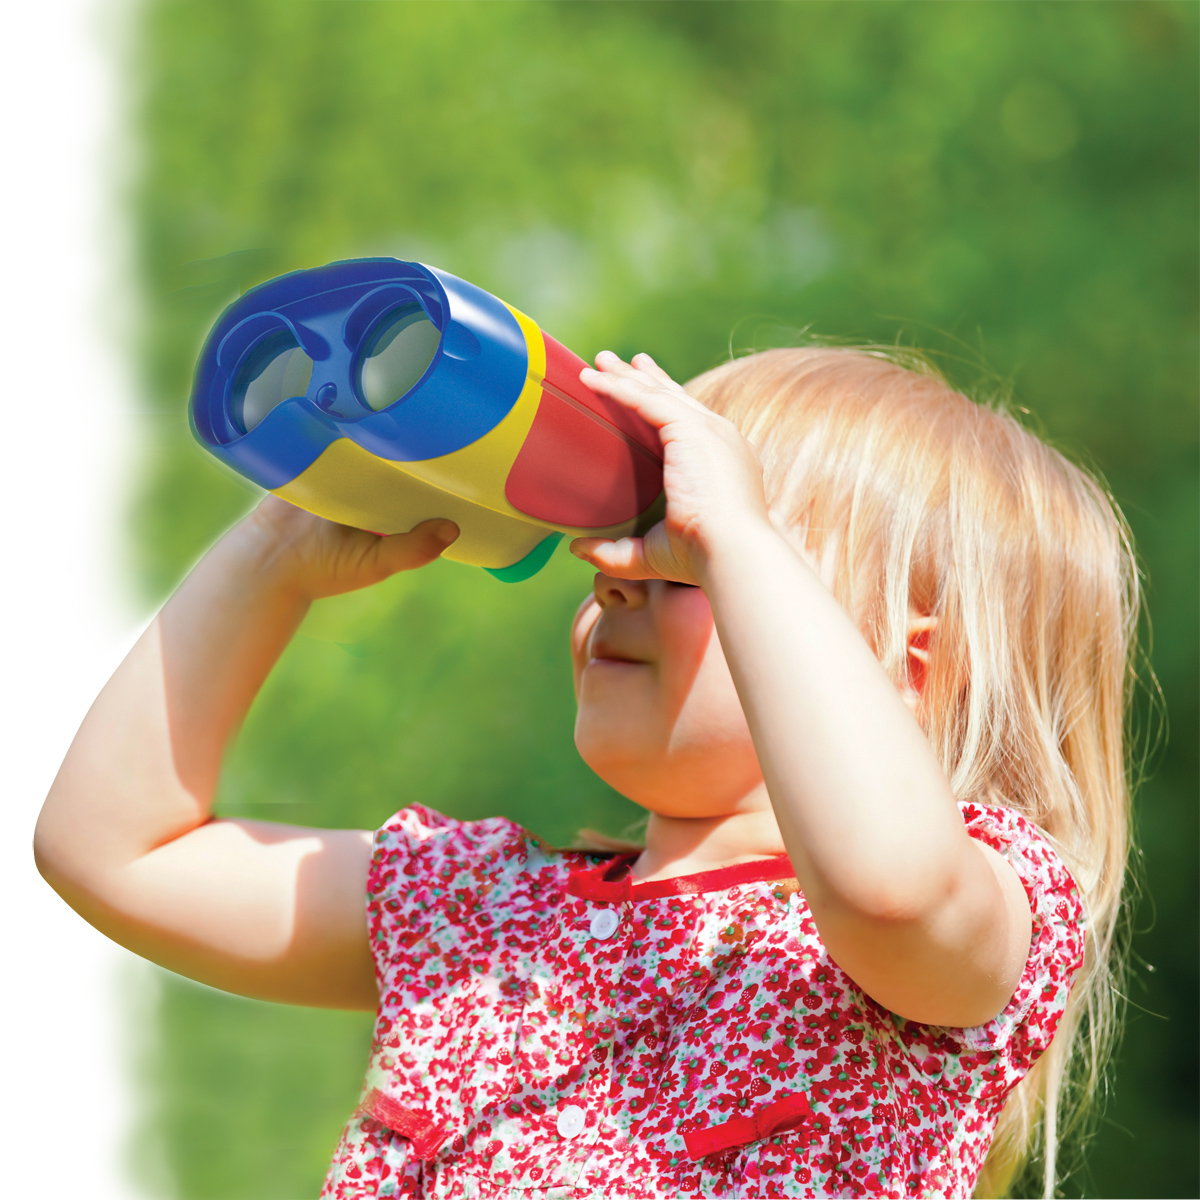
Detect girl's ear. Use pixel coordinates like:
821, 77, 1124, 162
900, 613, 938, 719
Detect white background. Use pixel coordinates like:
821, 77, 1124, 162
1, 3, 149, 1196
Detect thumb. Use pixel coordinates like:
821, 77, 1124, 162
570, 535, 665, 580
373, 518, 460, 576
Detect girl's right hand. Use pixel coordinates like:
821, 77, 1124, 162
570, 352, 772, 588
239, 496, 459, 601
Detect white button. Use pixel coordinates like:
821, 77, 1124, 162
556, 1104, 586, 1139
589, 909, 620, 940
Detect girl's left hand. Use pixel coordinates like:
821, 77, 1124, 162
570, 351, 771, 585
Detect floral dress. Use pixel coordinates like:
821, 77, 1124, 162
321, 801, 1084, 1199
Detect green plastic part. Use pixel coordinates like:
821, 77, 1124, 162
484, 532, 564, 583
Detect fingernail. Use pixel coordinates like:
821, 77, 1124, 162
434, 521, 459, 545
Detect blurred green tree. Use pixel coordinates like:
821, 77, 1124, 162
126, 2, 1197, 1197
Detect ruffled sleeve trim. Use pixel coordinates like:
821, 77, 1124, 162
365, 804, 537, 988
951, 800, 1087, 1057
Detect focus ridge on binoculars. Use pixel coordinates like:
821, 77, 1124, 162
190, 258, 665, 581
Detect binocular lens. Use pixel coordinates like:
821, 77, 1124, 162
359, 305, 441, 412
234, 333, 314, 432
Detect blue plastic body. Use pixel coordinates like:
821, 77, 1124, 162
190, 259, 529, 488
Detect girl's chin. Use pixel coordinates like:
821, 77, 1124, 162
574, 744, 666, 798
573, 752, 733, 816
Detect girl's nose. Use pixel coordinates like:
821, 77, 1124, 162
593, 572, 649, 609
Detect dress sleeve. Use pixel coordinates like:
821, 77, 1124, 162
951, 801, 1087, 1064
366, 804, 463, 988
885, 802, 1087, 1098
365, 804, 540, 993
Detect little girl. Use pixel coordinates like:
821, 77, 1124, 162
35, 346, 1134, 1199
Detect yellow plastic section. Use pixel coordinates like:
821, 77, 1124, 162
272, 438, 550, 569
273, 302, 645, 569
398, 304, 546, 514
393, 304, 643, 541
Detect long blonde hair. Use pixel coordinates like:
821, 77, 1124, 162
684, 346, 1138, 1198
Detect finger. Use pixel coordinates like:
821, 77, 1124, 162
608, 350, 689, 398
600, 350, 710, 417
628, 353, 708, 408
569, 536, 667, 581
372, 519, 459, 576
579, 366, 691, 429
593, 349, 638, 375
591, 350, 659, 387
629, 352, 674, 385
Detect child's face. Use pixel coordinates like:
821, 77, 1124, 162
570, 574, 767, 818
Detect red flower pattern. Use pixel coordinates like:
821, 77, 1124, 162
321, 802, 1083, 1198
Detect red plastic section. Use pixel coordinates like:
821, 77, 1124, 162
542, 335, 663, 458
505, 386, 663, 527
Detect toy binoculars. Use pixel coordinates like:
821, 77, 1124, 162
189, 258, 664, 580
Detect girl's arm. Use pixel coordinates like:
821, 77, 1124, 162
33, 499, 457, 1011
573, 353, 1031, 1029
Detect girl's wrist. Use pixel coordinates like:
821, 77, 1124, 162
695, 514, 793, 591
196, 516, 316, 616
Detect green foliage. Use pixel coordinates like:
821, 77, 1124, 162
223, 551, 641, 847
129, 2, 1197, 1197
129, 977, 374, 1200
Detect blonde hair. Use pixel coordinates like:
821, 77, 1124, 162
682, 346, 1139, 1199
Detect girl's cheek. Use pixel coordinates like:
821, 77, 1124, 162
657, 588, 717, 692
658, 588, 754, 741
570, 598, 602, 682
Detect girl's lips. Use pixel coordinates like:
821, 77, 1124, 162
588, 639, 648, 665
